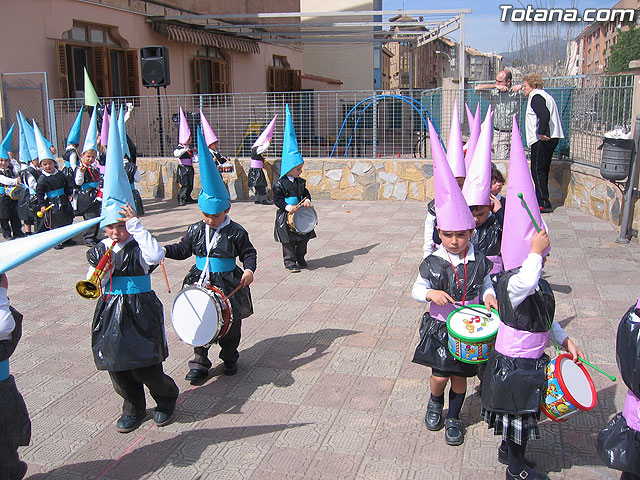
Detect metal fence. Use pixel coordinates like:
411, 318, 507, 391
48, 73, 635, 167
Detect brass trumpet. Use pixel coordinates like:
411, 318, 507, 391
76, 240, 116, 299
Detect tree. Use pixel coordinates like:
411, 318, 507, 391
607, 27, 640, 73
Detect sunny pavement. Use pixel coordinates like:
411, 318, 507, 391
6, 198, 638, 480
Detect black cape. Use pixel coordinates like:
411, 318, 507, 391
75, 166, 102, 215
124, 161, 144, 215
273, 176, 317, 244
0, 307, 31, 447
597, 305, 640, 475
481, 272, 554, 414
164, 220, 256, 320
0, 168, 19, 220
248, 147, 267, 188
17, 166, 39, 222
471, 213, 502, 257
89, 240, 168, 371
61, 146, 78, 190
412, 252, 493, 377
35, 170, 74, 229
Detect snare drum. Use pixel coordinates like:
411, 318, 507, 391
7, 185, 25, 201
541, 353, 597, 422
218, 165, 234, 174
171, 284, 233, 347
446, 305, 500, 364
286, 206, 318, 234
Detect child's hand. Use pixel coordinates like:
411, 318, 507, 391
0, 273, 8, 290
490, 194, 501, 212
530, 230, 550, 256
426, 289, 454, 306
484, 294, 498, 313
240, 270, 254, 287
117, 203, 137, 223
302, 198, 311, 208
563, 338, 584, 364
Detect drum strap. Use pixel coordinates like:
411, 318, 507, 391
284, 196, 299, 205
0, 359, 9, 382
108, 275, 152, 294
197, 222, 230, 285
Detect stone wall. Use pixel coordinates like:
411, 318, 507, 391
134, 156, 638, 239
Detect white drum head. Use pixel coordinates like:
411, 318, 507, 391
448, 306, 499, 340
293, 207, 318, 233
171, 287, 221, 346
559, 357, 594, 407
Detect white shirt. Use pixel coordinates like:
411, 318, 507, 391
507, 253, 568, 344
0, 287, 15, 341
423, 210, 437, 258
412, 243, 495, 303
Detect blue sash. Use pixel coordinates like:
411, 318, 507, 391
45, 188, 65, 199
195, 256, 236, 272
109, 275, 152, 294
81, 182, 99, 191
130, 183, 135, 191
284, 196, 299, 205
0, 187, 5, 195
0, 359, 8, 382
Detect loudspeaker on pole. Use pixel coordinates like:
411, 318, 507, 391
140, 45, 170, 88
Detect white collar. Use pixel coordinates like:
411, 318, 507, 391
286, 175, 295, 181
433, 242, 476, 266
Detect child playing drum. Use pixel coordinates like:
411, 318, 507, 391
273, 105, 316, 273
412, 119, 497, 447
164, 126, 256, 383
481, 119, 582, 480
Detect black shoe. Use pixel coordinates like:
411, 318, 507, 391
444, 418, 464, 446
3, 234, 12, 240
297, 259, 308, 268
223, 362, 238, 376
185, 198, 197, 204
53, 244, 64, 250
153, 404, 176, 427
260, 199, 273, 205
115, 414, 143, 433
498, 444, 537, 468
185, 368, 208, 381
178, 201, 186, 206
13, 232, 25, 238
424, 399, 444, 431
506, 466, 549, 480
85, 240, 97, 248
286, 266, 301, 273
64, 239, 77, 246
254, 200, 262, 204
539, 206, 553, 214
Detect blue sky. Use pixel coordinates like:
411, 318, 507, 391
383, 0, 607, 53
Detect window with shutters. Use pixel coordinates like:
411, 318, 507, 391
193, 47, 230, 95
267, 55, 301, 92
56, 22, 139, 99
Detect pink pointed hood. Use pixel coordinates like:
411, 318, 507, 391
99, 108, 109, 146
178, 107, 191, 145
465, 103, 482, 172
462, 106, 493, 206
200, 109, 218, 146
465, 103, 474, 127
447, 101, 465, 178
430, 120, 475, 232
252, 115, 278, 149
501, 116, 550, 271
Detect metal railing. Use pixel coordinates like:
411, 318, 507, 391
48, 73, 634, 167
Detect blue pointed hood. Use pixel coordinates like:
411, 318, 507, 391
197, 126, 230, 215
118, 106, 131, 159
0, 123, 15, 159
280, 104, 304, 177
33, 120, 54, 161
19, 112, 38, 161
17, 117, 30, 164
100, 103, 136, 227
67, 108, 83, 146
82, 108, 98, 153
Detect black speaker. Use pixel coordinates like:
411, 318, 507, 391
140, 45, 170, 87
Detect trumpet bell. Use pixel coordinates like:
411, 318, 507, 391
76, 279, 101, 299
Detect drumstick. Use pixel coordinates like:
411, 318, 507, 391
222, 283, 244, 302
453, 302, 492, 318
517, 193, 541, 233
577, 356, 616, 382
160, 261, 171, 293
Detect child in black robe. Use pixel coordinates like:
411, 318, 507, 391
35, 157, 74, 244
124, 158, 144, 215
74, 150, 102, 247
0, 155, 24, 240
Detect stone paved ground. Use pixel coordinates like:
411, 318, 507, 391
6, 199, 638, 480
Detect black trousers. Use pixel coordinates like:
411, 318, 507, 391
0, 217, 22, 238
530, 138, 559, 209
282, 239, 309, 269
80, 206, 100, 243
0, 442, 25, 480
108, 363, 179, 416
177, 165, 194, 202
189, 317, 242, 371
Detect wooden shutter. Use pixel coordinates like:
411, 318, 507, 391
124, 49, 139, 97
213, 61, 221, 93
91, 46, 109, 97
267, 66, 275, 92
193, 58, 202, 94
55, 41, 70, 98
219, 61, 229, 93
293, 70, 301, 91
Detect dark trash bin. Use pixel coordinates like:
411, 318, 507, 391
599, 137, 634, 181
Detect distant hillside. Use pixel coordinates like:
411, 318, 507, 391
499, 38, 567, 66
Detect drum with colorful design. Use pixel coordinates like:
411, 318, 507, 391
541, 353, 597, 422
446, 304, 500, 364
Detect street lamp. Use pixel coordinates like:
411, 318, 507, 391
435, 50, 455, 76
